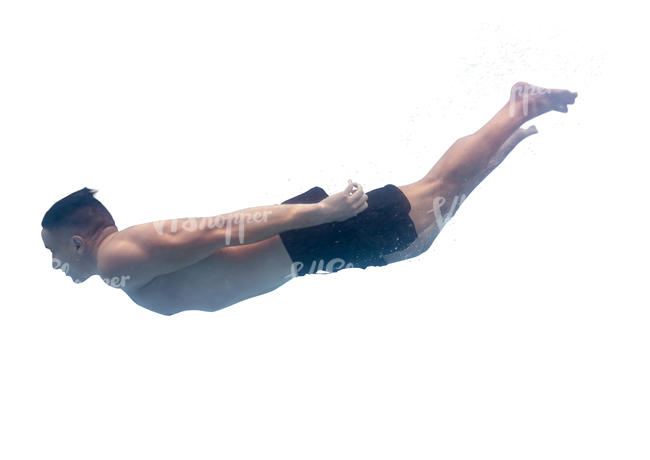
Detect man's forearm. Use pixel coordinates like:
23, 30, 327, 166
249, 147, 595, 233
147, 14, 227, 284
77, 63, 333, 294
152, 202, 326, 251
213, 202, 325, 246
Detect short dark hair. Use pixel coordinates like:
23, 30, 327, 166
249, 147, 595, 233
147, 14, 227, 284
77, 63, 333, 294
41, 187, 115, 237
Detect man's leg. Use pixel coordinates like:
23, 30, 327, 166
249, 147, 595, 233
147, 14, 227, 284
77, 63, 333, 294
384, 82, 577, 262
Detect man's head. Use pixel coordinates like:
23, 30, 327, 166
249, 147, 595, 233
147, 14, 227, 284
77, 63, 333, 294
41, 187, 116, 283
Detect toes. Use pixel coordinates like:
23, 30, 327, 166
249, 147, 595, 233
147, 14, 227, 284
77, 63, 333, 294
520, 125, 538, 138
513, 125, 538, 141
547, 90, 576, 107
562, 90, 577, 104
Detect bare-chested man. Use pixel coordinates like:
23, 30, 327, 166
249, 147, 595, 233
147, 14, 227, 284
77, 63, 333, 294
41, 82, 577, 315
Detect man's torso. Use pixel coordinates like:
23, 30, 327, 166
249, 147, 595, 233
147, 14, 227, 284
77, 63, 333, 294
122, 235, 295, 315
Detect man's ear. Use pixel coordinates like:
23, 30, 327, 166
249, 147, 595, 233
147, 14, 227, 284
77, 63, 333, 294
71, 235, 85, 253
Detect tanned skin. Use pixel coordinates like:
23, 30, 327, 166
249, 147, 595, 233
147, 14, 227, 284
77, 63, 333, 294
42, 82, 577, 315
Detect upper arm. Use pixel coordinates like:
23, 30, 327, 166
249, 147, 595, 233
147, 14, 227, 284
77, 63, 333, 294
97, 221, 223, 287
97, 237, 159, 289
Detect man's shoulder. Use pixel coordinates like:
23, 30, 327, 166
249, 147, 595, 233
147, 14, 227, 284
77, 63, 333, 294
96, 232, 153, 290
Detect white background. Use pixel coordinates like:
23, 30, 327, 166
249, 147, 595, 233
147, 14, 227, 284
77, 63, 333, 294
1, 1, 649, 458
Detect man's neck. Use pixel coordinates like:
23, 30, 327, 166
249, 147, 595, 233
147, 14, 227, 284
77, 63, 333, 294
89, 226, 119, 272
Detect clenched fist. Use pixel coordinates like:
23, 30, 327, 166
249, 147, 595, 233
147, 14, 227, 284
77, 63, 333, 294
318, 180, 369, 223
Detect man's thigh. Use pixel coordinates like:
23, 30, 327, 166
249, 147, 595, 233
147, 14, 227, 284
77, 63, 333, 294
389, 179, 467, 263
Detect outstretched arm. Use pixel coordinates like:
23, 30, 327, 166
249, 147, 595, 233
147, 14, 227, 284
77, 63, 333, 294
98, 181, 368, 286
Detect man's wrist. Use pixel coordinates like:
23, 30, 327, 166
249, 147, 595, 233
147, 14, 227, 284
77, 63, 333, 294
281, 203, 328, 232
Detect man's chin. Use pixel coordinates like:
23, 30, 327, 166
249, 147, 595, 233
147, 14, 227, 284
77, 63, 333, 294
69, 274, 88, 284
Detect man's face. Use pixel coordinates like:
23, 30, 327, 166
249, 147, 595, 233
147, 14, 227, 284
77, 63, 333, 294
41, 227, 92, 283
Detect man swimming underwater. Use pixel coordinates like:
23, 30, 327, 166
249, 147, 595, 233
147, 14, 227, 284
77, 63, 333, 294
41, 82, 577, 315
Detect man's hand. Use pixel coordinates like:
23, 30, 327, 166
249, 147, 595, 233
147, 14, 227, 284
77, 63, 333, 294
318, 180, 369, 223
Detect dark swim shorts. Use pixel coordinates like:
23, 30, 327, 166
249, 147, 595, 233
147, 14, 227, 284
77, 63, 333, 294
279, 184, 418, 277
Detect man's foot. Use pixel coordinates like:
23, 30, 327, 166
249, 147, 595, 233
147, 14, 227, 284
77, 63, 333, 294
498, 125, 538, 154
509, 82, 578, 120
511, 125, 538, 142
487, 125, 538, 170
